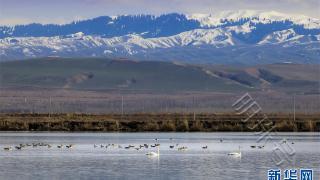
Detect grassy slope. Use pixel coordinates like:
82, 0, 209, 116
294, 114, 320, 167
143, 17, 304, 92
0, 58, 249, 92
0, 58, 318, 94
203, 63, 320, 94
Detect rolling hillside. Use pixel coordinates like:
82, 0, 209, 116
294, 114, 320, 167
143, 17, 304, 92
0, 57, 319, 113
0, 58, 318, 94
0, 58, 249, 92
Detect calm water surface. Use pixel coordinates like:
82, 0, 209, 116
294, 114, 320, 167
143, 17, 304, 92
0, 132, 319, 180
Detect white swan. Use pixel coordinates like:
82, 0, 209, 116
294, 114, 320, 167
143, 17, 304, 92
146, 145, 160, 157
228, 146, 241, 158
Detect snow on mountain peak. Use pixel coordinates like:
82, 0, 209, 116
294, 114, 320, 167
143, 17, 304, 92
187, 10, 320, 29
70, 32, 85, 38
258, 29, 297, 44
0, 10, 319, 63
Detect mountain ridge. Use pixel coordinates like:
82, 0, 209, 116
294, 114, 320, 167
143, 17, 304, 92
0, 10, 319, 64
1, 10, 319, 38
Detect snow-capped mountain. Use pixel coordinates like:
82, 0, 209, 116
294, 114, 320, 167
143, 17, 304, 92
187, 10, 320, 29
0, 10, 319, 64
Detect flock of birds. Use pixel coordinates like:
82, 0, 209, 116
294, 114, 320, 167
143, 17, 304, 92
1, 138, 216, 158
3, 142, 73, 151
2, 138, 294, 158
92, 142, 192, 157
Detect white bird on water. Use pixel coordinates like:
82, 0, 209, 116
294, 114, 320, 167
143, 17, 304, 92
228, 146, 241, 158
146, 145, 160, 157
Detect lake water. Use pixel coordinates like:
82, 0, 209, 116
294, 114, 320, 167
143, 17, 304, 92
0, 132, 319, 180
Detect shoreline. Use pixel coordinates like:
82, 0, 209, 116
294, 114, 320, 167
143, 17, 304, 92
0, 113, 319, 132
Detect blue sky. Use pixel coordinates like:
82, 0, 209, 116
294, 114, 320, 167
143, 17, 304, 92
0, 0, 319, 25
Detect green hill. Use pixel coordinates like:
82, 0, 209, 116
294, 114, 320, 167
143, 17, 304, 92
0, 58, 319, 94
0, 58, 249, 92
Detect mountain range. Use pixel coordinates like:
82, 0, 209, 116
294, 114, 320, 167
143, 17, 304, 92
1, 10, 319, 64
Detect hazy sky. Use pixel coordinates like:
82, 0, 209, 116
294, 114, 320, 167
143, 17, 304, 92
0, 0, 319, 25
